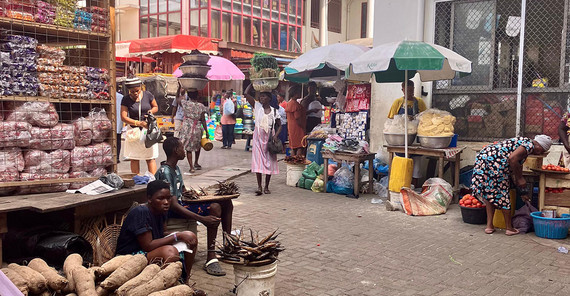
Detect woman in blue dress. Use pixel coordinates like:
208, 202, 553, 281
471, 135, 552, 236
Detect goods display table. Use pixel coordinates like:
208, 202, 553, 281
535, 171, 570, 211
322, 151, 376, 196
385, 145, 464, 192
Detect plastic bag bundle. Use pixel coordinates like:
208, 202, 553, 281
383, 114, 419, 134
6, 102, 59, 127
70, 142, 113, 172
35, 1, 56, 24
73, 117, 93, 146
417, 109, 456, 137
0, 148, 25, 195
0, 121, 32, 148
0, 35, 38, 96
69, 167, 107, 189
85, 67, 109, 100
24, 149, 70, 174
18, 173, 70, 194
401, 178, 453, 216
333, 166, 354, 190
29, 124, 74, 150
87, 108, 112, 142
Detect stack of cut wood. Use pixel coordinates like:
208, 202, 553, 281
1, 253, 200, 296
214, 181, 239, 196
217, 228, 284, 266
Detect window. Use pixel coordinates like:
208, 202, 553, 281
361, 3, 367, 38
310, 0, 319, 28
310, 0, 341, 33
139, 0, 182, 38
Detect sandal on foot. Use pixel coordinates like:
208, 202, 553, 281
189, 169, 196, 174
203, 259, 226, 276
506, 229, 520, 236
195, 164, 202, 170
255, 190, 263, 196
264, 188, 271, 194
485, 228, 495, 234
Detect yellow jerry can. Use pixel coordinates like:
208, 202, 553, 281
389, 156, 413, 192
493, 189, 516, 229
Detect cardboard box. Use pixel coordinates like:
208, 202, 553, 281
523, 156, 543, 172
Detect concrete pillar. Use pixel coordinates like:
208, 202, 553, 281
181, 0, 190, 35
366, 0, 374, 38
319, 0, 328, 46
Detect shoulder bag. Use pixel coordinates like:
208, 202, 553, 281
267, 108, 283, 154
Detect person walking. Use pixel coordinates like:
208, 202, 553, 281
244, 84, 282, 195
179, 90, 209, 173
285, 84, 306, 156
171, 87, 185, 138
120, 77, 159, 175
221, 92, 236, 149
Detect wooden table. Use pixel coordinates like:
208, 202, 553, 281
385, 145, 463, 193
322, 151, 376, 196
0, 186, 147, 265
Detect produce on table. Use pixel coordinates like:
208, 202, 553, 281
417, 109, 456, 137
459, 194, 485, 208
126, 262, 183, 296
94, 254, 133, 277
147, 284, 194, 296
28, 258, 69, 291
215, 181, 239, 196
99, 254, 147, 290
1, 267, 29, 295
116, 264, 161, 296
541, 164, 570, 172
8, 263, 48, 294
217, 228, 284, 265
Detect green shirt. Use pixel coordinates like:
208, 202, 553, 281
155, 162, 185, 201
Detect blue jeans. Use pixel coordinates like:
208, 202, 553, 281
222, 124, 235, 148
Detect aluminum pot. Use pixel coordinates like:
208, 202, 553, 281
179, 65, 211, 76
182, 54, 210, 65
417, 135, 453, 149
178, 78, 209, 90
384, 133, 417, 146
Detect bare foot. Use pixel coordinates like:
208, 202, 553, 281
264, 188, 271, 194
505, 228, 520, 236
485, 228, 495, 234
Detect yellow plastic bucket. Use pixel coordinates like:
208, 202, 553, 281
493, 189, 516, 229
201, 138, 213, 151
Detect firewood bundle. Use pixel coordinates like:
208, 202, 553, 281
217, 228, 284, 266
181, 187, 207, 201
215, 181, 239, 196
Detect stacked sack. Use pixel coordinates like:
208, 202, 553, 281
0, 35, 39, 96
81, 6, 107, 32
73, 9, 92, 31
86, 67, 110, 100
35, 0, 56, 24
54, 0, 76, 28
36, 44, 89, 99
297, 163, 325, 191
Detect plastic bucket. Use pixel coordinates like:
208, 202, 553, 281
233, 261, 278, 296
531, 212, 570, 239
286, 163, 305, 187
460, 206, 487, 224
201, 138, 213, 151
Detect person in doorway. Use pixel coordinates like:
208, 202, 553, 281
156, 137, 233, 276
171, 87, 185, 138
221, 91, 236, 149
304, 82, 322, 133
121, 77, 159, 175
558, 111, 570, 167
277, 91, 288, 152
115, 180, 198, 282
285, 84, 306, 156
116, 87, 124, 163
179, 90, 209, 173
387, 80, 428, 186
472, 136, 552, 236
244, 84, 282, 195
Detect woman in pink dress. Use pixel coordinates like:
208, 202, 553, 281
244, 84, 282, 195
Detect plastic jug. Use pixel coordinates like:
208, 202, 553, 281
389, 156, 413, 192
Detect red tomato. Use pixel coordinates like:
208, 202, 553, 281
464, 199, 472, 205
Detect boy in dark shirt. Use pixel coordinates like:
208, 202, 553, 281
155, 137, 233, 276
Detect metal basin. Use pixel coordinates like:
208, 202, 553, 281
179, 65, 211, 76
384, 133, 417, 146
417, 135, 452, 149
182, 54, 210, 65
178, 78, 208, 90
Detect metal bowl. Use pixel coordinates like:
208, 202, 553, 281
182, 54, 210, 65
178, 78, 209, 90
251, 77, 279, 92
384, 133, 417, 146
417, 135, 453, 149
179, 65, 211, 76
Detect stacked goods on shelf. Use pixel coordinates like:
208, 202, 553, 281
249, 53, 279, 91
86, 67, 110, 100
4, 0, 36, 21
73, 8, 92, 31
83, 6, 107, 33
54, 0, 76, 28
178, 50, 210, 90
0, 34, 39, 96
35, 0, 56, 24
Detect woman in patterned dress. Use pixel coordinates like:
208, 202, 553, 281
244, 84, 282, 195
471, 135, 552, 235
179, 89, 209, 173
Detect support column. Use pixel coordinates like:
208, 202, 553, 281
319, 0, 328, 46
181, 0, 190, 35
366, 0, 374, 38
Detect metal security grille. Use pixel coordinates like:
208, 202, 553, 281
433, 0, 570, 142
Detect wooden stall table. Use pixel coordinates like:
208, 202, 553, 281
322, 151, 376, 196
0, 186, 148, 266
385, 145, 465, 193
533, 169, 570, 211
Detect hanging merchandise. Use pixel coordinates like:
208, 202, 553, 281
345, 84, 371, 112
336, 111, 368, 140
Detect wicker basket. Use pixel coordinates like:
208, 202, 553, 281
251, 77, 279, 92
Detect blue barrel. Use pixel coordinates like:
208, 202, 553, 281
306, 139, 325, 165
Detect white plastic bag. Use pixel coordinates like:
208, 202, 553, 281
383, 114, 419, 134
333, 166, 354, 189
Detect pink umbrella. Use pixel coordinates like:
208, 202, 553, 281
173, 56, 245, 81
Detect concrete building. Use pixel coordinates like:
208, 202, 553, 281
370, 0, 569, 166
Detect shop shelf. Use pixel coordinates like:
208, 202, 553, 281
0, 16, 110, 41
0, 96, 113, 104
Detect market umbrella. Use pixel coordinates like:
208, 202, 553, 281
348, 40, 472, 157
173, 56, 245, 81
284, 43, 369, 83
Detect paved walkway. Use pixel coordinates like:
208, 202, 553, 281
187, 162, 570, 296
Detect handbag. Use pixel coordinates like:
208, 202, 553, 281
267, 108, 283, 154
125, 100, 143, 143
145, 113, 162, 148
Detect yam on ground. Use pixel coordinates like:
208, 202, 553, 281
8, 263, 47, 294
116, 264, 161, 296
99, 254, 147, 290
28, 258, 69, 291
63, 253, 84, 292
2, 267, 29, 295
147, 285, 193, 296
95, 286, 109, 296
126, 262, 182, 296
96, 255, 133, 277
72, 266, 97, 296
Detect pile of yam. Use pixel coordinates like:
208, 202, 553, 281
1, 253, 199, 296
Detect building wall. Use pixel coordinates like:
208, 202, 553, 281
303, 0, 357, 52
116, 0, 140, 41
346, 0, 367, 40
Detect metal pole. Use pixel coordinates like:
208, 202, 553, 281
516, 0, 527, 136
404, 70, 408, 158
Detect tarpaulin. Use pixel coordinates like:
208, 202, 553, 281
127, 35, 219, 56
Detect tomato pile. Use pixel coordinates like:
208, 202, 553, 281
459, 194, 485, 208
541, 164, 570, 172
545, 187, 566, 193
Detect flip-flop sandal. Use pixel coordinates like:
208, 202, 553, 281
203, 259, 226, 276
195, 164, 202, 170
255, 190, 263, 196
264, 189, 271, 194
189, 169, 196, 173
506, 229, 520, 236
485, 228, 495, 234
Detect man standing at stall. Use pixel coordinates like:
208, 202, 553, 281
387, 80, 427, 186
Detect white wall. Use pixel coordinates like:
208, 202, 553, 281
346, 0, 367, 41
302, 0, 354, 52
116, 0, 140, 41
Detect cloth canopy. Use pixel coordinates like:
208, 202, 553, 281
126, 35, 219, 56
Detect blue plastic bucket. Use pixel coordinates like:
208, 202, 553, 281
531, 212, 570, 239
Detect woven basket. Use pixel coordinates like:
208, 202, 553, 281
251, 77, 279, 92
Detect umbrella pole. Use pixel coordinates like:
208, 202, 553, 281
404, 70, 408, 158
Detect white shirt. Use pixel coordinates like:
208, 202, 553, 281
254, 102, 281, 133
308, 101, 323, 118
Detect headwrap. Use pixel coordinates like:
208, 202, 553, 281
534, 135, 552, 152
125, 77, 142, 88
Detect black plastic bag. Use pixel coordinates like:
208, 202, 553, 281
513, 201, 538, 233
145, 113, 162, 148
99, 173, 124, 189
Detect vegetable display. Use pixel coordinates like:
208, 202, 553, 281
541, 164, 570, 172
459, 194, 485, 208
